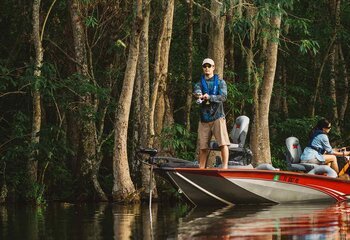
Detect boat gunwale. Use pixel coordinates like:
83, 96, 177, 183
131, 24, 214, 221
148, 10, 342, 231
154, 167, 350, 183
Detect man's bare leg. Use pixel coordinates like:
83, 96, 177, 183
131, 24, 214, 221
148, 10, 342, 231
199, 149, 208, 168
220, 145, 229, 169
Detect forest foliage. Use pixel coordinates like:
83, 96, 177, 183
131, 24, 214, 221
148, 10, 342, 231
0, 0, 350, 203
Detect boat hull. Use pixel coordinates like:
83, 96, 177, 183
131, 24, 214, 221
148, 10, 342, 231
156, 168, 350, 206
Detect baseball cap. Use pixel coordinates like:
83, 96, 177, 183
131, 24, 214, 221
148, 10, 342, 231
202, 58, 215, 66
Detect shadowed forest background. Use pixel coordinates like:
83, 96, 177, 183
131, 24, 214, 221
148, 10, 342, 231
0, 0, 350, 204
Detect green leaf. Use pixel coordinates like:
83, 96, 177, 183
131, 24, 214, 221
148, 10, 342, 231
85, 16, 98, 28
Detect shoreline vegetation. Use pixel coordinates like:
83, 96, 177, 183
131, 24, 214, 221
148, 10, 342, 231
1, 1, 350, 204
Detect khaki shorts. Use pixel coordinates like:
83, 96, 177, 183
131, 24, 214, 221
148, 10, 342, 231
198, 117, 230, 149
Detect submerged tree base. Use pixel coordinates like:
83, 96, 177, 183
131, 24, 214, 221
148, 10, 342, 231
112, 189, 141, 204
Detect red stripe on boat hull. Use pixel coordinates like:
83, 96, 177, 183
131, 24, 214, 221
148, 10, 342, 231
156, 168, 350, 206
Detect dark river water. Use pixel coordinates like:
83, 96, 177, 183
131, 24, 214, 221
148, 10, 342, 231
1, 201, 350, 239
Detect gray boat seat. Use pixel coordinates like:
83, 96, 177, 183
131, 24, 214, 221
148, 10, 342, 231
210, 115, 250, 150
229, 115, 250, 150
285, 136, 317, 172
211, 115, 253, 167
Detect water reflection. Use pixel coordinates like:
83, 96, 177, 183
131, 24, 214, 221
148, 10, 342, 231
177, 202, 350, 239
0, 201, 349, 239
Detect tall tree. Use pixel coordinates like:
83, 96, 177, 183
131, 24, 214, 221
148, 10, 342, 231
184, 0, 194, 131
250, 5, 281, 164
69, 0, 107, 201
281, 63, 289, 119
112, 0, 143, 202
149, 0, 175, 148
328, 0, 341, 131
133, 1, 157, 200
208, 0, 226, 77
309, 0, 338, 118
29, 0, 43, 184
329, 45, 339, 131
225, 0, 239, 82
338, 44, 349, 127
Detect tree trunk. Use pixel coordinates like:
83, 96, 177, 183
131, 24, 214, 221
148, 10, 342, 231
328, 0, 341, 131
0, 162, 7, 203
338, 44, 349, 127
329, 45, 339, 131
225, 0, 237, 82
281, 63, 289, 118
135, 1, 157, 200
149, 0, 175, 148
131, 55, 142, 178
29, 0, 43, 184
309, 40, 335, 117
66, 112, 80, 175
112, 0, 143, 202
251, 11, 281, 165
271, 65, 282, 114
249, 3, 265, 165
201, 0, 226, 166
69, 0, 107, 201
184, 0, 193, 132
208, 0, 225, 77
258, 14, 281, 164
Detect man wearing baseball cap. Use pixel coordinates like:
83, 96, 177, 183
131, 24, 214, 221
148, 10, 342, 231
193, 58, 230, 169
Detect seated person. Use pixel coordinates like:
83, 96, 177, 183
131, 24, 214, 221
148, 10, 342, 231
300, 118, 350, 174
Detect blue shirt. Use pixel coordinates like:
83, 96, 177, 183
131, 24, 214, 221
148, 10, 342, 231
193, 76, 227, 122
300, 133, 333, 162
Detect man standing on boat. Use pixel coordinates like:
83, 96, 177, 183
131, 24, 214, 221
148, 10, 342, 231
193, 58, 231, 169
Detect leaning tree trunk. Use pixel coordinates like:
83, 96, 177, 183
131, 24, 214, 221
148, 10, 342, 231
69, 0, 107, 201
112, 0, 143, 202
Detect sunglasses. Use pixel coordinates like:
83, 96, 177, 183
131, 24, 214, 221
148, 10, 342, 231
325, 126, 332, 129
202, 64, 212, 69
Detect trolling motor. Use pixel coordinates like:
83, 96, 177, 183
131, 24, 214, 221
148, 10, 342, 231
139, 147, 198, 168
139, 147, 158, 164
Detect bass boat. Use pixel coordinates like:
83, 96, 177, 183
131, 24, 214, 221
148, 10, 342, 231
140, 148, 350, 207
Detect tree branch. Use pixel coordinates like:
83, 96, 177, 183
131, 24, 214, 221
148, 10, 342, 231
0, 91, 26, 98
